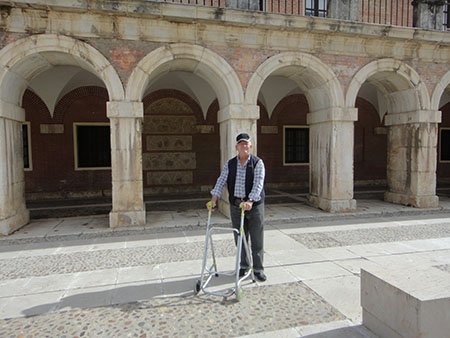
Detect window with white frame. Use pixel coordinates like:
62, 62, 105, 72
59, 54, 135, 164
74, 123, 111, 169
284, 126, 309, 165
444, 4, 449, 30
22, 122, 32, 170
440, 128, 450, 162
305, 0, 327, 17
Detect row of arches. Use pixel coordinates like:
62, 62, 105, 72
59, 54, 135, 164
1, 35, 448, 112
0, 34, 449, 234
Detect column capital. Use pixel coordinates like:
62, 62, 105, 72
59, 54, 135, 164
384, 110, 441, 126
107, 101, 143, 118
217, 104, 259, 123
307, 107, 357, 125
0, 100, 25, 122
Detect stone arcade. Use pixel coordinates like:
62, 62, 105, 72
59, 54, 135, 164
0, 0, 449, 235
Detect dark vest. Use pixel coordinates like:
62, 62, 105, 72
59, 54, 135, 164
227, 155, 265, 205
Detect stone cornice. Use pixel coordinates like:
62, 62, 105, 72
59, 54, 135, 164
0, 0, 448, 65
0, 0, 448, 44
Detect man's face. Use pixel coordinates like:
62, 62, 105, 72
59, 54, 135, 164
236, 140, 252, 157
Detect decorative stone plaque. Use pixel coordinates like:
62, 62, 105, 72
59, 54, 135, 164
40, 124, 64, 134
261, 126, 278, 134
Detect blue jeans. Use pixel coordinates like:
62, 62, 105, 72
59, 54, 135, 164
230, 202, 264, 272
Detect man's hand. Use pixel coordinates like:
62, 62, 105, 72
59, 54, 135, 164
206, 201, 216, 211
242, 200, 253, 211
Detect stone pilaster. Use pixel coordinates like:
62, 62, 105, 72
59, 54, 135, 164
384, 110, 441, 208
107, 101, 146, 227
226, 0, 261, 11
327, 0, 360, 21
307, 107, 357, 212
0, 101, 29, 235
216, 104, 260, 217
412, 0, 445, 30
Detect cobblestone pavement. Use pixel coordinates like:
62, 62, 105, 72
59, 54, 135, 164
0, 240, 234, 280
0, 282, 344, 337
289, 223, 450, 248
1, 206, 450, 337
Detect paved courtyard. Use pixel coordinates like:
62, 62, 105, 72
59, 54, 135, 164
1, 198, 450, 337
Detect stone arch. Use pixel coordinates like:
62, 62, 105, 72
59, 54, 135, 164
431, 70, 450, 110
346, 58, 430, 113
0, 34, 124, 114
348, 59, 438, 209
245, 52, 345, 112
126, 44, 244, 108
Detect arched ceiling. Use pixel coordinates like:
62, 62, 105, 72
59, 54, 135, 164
27, 65, 105, 116
144, 71, 216, 119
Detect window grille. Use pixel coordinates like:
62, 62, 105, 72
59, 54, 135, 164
444, 3, 449, 30
305, 0, 327, 17
22, 123, 31, 170
284, 127, 309, 164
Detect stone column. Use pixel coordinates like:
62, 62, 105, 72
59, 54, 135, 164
412, 0, 445, 30
307, 107, 357, 212
327, 0, 360, 21
384, 110, 441, 208
226, 0, 261, 11
216, 104, 260, 217
107, 101, 146, 227
0, 100, 29, 235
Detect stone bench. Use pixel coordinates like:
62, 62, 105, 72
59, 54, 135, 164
361, 267, 450, 338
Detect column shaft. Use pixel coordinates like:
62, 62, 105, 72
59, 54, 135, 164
108, 102, 146, 227
0, 116, 29, 235
307, 108, 357, 212
217, 104, 259, 217
385, 122, 439, 208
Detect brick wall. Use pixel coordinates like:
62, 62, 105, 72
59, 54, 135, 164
23, 86, 111, 199
354, 97, 387, 183
257, 94, 310, 189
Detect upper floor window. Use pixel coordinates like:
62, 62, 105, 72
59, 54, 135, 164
305, 0, 327, 17
444, 4, 449, 30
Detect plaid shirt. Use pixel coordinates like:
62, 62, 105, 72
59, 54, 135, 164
211, 154, 265, 202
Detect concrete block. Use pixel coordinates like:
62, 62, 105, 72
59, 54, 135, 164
361, 267, 450, 338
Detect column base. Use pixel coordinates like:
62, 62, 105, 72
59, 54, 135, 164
384, 192, 439, 208
109, 210, 146, 228
308, 195, 357, 213
0, 206, 30, 235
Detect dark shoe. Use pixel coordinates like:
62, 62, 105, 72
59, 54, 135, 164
254, 271, 267, 282
239, 268, 247, 277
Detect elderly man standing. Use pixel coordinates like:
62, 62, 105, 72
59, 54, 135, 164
207, 133, 266, 282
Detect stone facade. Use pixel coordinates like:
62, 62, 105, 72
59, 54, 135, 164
0, 0, 449, 234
